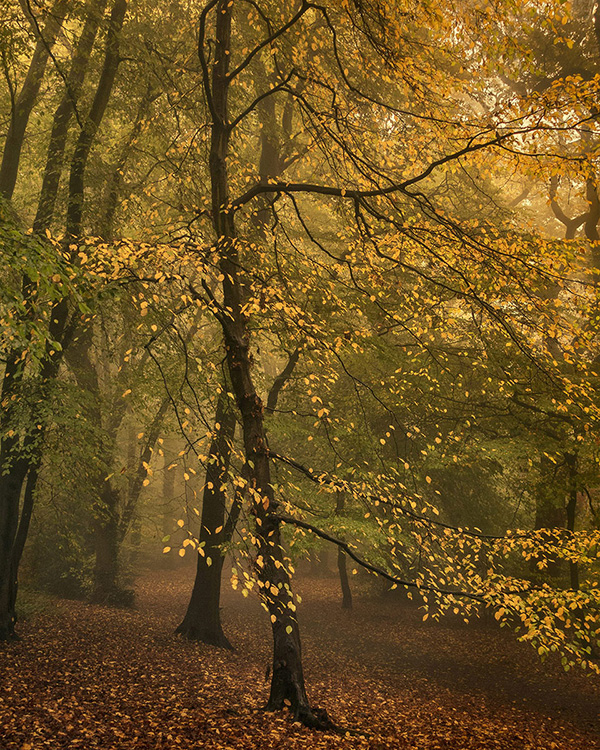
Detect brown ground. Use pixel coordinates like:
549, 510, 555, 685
0, 567, 599, 749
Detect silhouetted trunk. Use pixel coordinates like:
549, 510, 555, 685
0, 0, 70, 199
176, 395, 236, 647
336, 492, 352, 609
565, 453, 579, 591
0, 319, 70, 639
532, 454, 567, 581
204, 2, 328, 727
0, 449, 30, 640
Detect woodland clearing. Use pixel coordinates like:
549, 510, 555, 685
1, 567, 598, 750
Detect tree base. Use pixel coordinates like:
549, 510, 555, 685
175, 620, 234, 650
265, 700, 334, 730
0, 620, 17, 642
90, 587, 135, 608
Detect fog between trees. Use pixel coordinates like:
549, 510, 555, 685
1, 0, 600, 737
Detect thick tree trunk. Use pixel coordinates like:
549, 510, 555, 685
92, 483, 122, 603
0, 0, 70, 199
176, 394, 236, 647
204, 2, 329, 727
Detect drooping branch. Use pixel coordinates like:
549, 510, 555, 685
276, 513, 485, 602
269, 450, 528, 542
230, 118, 594, 212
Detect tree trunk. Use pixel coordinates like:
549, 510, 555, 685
66, 0, 128, 241
96, 85, 158, 240
92, 483, 122, 603
0, 0, 70, 199
204, 2, 328, 727
0, 450, 30, 640
565, 452, 579, 591
176, 394, 236, 646
335, 492, 352, 610
532, 454, 567, 581
33, 0, 109, 235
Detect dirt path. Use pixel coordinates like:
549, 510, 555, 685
0, 567, 598, 749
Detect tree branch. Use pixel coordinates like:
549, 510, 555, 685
277, 513, 484, 602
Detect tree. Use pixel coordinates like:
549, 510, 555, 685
183, 0, 600, 724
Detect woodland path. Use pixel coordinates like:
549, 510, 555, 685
0, 566, 599, 749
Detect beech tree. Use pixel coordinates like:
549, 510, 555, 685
166, 0, 600, 725
2, 0, 600, 732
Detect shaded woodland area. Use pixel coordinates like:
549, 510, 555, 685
1, 0, 600, 745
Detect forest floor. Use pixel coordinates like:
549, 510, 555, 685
1, 566, 599, 749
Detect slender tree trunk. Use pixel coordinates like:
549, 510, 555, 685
0, 0, 70, 199
335, 492, 352, 609
162, 448, 177, 538
565, 453, 579, 591
33, 0, 109, 235
0, 0, 126, 638
0, 449, 31, 639
176, 395, 236, 647
66, 0, 128, 240
119, 397, 170, 542
204, 2, 328, 726
65, 323, 130, 603
96, 85, 158, 240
